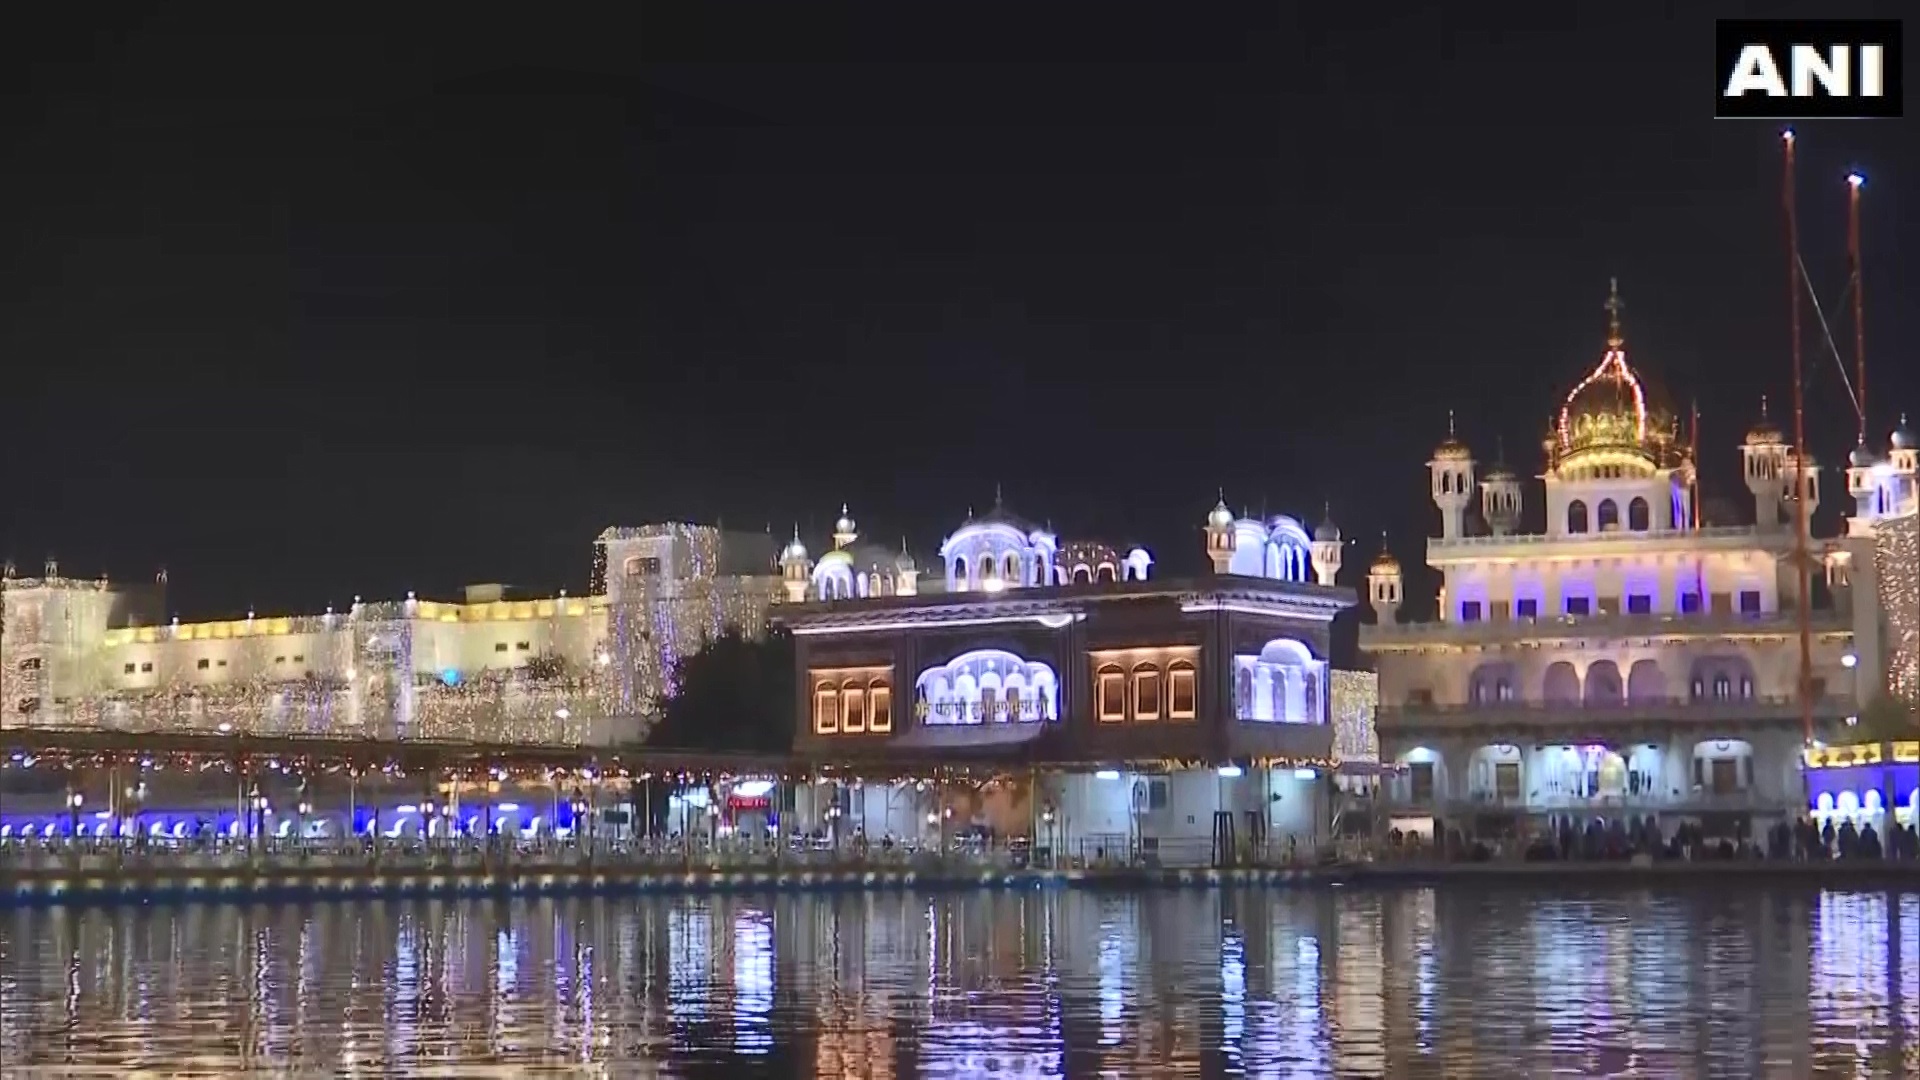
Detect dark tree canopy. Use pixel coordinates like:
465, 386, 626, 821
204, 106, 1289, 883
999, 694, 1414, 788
1851, 692, 1919, 745
646, 627, 795, 752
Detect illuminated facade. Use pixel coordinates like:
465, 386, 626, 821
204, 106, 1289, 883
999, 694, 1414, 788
0, 525, 780, 745
1361, 282, 1891, 834
777, 496, 1361, 861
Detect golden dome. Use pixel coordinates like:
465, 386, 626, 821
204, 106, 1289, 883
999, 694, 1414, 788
1370, 548, 1401, 574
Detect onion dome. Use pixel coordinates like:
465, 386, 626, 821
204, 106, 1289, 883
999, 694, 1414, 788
1484, 460, 1518, 482
779, 529, 808, 563
1433, 435, 1471, 461
893, 542, 917, 573
1208, 495, 1234, 529
1745, 396, 1784, 445
1849, 438, 1882, 469
1893, 413, 1915, 451
1370, 547, 1400, 575
833, 504, 857, 536
1314, 504, 1341, 542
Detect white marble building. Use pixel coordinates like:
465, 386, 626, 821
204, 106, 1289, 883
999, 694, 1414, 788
0, 524, 780, 745
1359, 284, 1910, 835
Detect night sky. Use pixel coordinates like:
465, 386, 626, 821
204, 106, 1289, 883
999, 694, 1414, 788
4, 4, 1915, 624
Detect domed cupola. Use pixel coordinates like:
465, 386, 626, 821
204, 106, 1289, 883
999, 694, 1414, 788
832, 504, 858, 549
1850, 438, 1882, 469
1746, 395, 1785, 446
1313, 507, 1341, 543
1893, 413, 1915, 451
1208, 495, 1234, 530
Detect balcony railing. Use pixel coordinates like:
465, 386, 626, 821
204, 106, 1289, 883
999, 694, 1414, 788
1425, 524, 1786, 551
1376, 694, 1855, 729
1362, 608, 1852, 644
1380, 789, 1787, 815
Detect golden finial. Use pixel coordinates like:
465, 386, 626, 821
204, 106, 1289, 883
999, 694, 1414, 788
1447, 409, 1457, 438
1604, 277, 1625, 349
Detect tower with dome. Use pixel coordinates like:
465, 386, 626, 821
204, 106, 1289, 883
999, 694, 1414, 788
1358, 281, 1915, 840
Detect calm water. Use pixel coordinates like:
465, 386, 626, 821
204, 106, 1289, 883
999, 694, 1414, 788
2, 886, 1917, 1077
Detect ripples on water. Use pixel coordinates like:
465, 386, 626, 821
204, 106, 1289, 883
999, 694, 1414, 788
1, 886, 1916, 1077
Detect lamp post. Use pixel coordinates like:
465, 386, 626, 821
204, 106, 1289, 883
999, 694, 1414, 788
250, 785, 269, 850
66, 789, 83, 847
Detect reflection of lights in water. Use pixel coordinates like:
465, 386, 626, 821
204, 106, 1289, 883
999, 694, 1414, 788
733, 908, 774, 1054
1097, 921, 1130, 1044
1220, 929, 1246, 1063
668, 902, 712, 1034
390, 917, 420, 1064
1808, 888, 1918, 1068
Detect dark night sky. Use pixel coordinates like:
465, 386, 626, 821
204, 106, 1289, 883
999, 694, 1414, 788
3, 3, 1915, 623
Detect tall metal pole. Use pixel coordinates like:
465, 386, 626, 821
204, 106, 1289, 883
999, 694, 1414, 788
1783, 131, 1814, 746
1847, 173, 1866, 441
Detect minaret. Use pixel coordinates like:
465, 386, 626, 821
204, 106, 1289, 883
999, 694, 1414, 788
778, 527, 811, 603
1429, 412, 1474, 540
1846, 437, 1881, 527
1205, 493, 1235, 574
1310, 503, 1342, 586
1784, 448, 1820, 536
831, 505, 858, 550
1480, 438, 1523, 536
1741, 396, 1790, 528
1367, 536, 1403, 624
893, 539, 920, 596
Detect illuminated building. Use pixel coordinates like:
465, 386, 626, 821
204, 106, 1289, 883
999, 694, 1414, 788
775, 495, 1361, 860
0, 524, 780, 745
1360, 282, 1891, 835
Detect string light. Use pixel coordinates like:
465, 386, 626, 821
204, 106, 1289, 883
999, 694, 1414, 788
2, 527, 779, 743
1875, 510, 1919, 704
1331, 669, 1380, 765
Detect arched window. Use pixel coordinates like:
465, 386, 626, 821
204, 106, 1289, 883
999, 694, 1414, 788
1003, 553, 1020, 581
1568, 500, 1589, 533
1597, 499, 1620, 530
1713, 675, 1731, 700
813, 683, 840, 734
1496, 678, 1513, 702
1072, 567, 1092, 585
869, 681, 892, 733
1132, 663, 1162, 721
952, 556, 969, 589
1096, 664, 1126, 722
1628, 497, 1650, 531
1095, 564, 1116, 583
1740, 677, 1753, 700
1168, 661, 1197, 719
840, 680, 867, 732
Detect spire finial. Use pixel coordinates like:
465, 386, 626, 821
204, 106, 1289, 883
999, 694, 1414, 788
1760, 393, 1770, 420
1495, 435, 1507, 464
840, 502, 849, 516
1447, 409, 1457, 438
1605, 277, 1625, 349
993, 483, 1003, 507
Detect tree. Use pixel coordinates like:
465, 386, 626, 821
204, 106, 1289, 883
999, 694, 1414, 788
646, 627, 795, 753
1852, 692, 1919, 745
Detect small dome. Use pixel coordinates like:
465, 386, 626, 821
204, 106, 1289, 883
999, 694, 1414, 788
1745, 419, 1784, 446
1370, 548, 1401, 574
817, 548, 852, 568
1850, 439, 1882, 469
1892, 413, 1915, 451
1433, 436, 1471, 461
894, 547, 917, 573
1208, 497, 1234, 529
1484, 461, 1518, 482
1314, 512, 1340, 543
779, 535, 808, 562
833, 504, 857, 535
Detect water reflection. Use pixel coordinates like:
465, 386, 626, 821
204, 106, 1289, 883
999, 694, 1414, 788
0, 886, 1914, 1077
